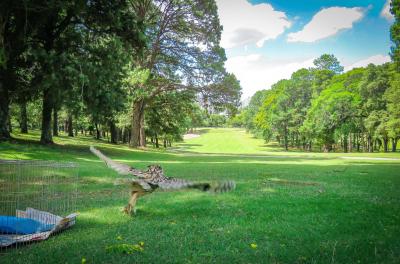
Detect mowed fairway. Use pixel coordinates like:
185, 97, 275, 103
1, 128, 400, 263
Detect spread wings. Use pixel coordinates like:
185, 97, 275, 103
90, 146, 133, 175
90, 146, 236, 193
90, 146, 148, 178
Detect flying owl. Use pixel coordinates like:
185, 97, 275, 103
90, 146, 235, 215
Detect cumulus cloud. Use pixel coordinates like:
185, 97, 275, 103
344, 54, 391, 71
381, 0, 394, 21
225, 54, 315, 99
216, 0, 291, 49
287, 7, 365, 43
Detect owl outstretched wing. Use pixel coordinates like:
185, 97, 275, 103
90, 146, 235, 193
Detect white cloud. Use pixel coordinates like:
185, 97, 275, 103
225, 54, 315, 99
344, 54, 391, 71
287, 7, 365, 43
216, 0, 291, 49
381, 0, 394, 21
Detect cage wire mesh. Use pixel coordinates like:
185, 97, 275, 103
0, 160, 79, 251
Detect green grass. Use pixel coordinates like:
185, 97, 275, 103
1, 128, 400, 263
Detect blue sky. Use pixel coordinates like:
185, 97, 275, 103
216, 0, 394, 99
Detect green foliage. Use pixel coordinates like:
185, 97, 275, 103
146, 91, 195, 146
206, 114, 228, 127
303, 74, 362, 150
1, 0, 237, 145
239, 57, 398, 152
385, 68, 400, 141
202, 73, 242, 116
313, 54, 344, 74
391, 0, 400, 70
242, 90, 269, 132
81, 36, 130, 124
228, 111, 246, 127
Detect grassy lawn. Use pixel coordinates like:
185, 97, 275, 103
1, 128, 400, 263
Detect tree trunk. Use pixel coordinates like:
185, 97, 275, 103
348, 133, 352, 153
155, 134, 159, 148
392, 138, 398, 152
383, 138, 388, 152
109, 120, 117, 144
0, 75, 11, 140
140, 113, 146, 147
376, 139, 382, 152
368, 135, 373, 153
284, 126, 288, 151
343, 135, 348, 153
40, 89, 54, 144
67, 114, 73, 137
130, 100, 146, 147
53, 107, 58, 136
122, 127, 127, 143
20, 101, 28, 133
323, 143, 332, 152
7, 114, 12, 133
95, 123, 100, 139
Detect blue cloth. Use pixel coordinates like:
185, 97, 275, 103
0, 216, 54, 235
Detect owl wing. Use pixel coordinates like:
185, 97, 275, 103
90, 146, 147, 178
90, 146, 236, 193
90, 146, 133, 175
158, 179, 236, 193
114, 178, 155, 192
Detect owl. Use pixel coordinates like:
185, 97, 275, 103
90, 146, 235, 215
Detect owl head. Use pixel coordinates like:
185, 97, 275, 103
147, 165, 163, 174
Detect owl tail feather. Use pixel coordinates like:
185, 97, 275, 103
159, 180, 236, 193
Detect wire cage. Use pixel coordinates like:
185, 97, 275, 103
0, 160, 78, 251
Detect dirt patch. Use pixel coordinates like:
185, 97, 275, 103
341, 157, 400, 161
183, 133, 201, 140
264, 178, 320, 186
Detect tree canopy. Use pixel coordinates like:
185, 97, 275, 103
0, 0, 241, 147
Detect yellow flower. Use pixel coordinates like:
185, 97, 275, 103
250, 243, 257, 249
81, 257, 86, 264
139, 241, 144, 247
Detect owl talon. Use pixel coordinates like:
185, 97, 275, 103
123, 205, 132, 215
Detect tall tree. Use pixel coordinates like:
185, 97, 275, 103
385, 66, 400, 151
0, 1, 35, 139
391, 0, 400, 70
126, 0, 226, 147
313, 54, 344, 74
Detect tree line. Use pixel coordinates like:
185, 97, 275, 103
232, 55, 399, 152
0, 0, 241, 147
